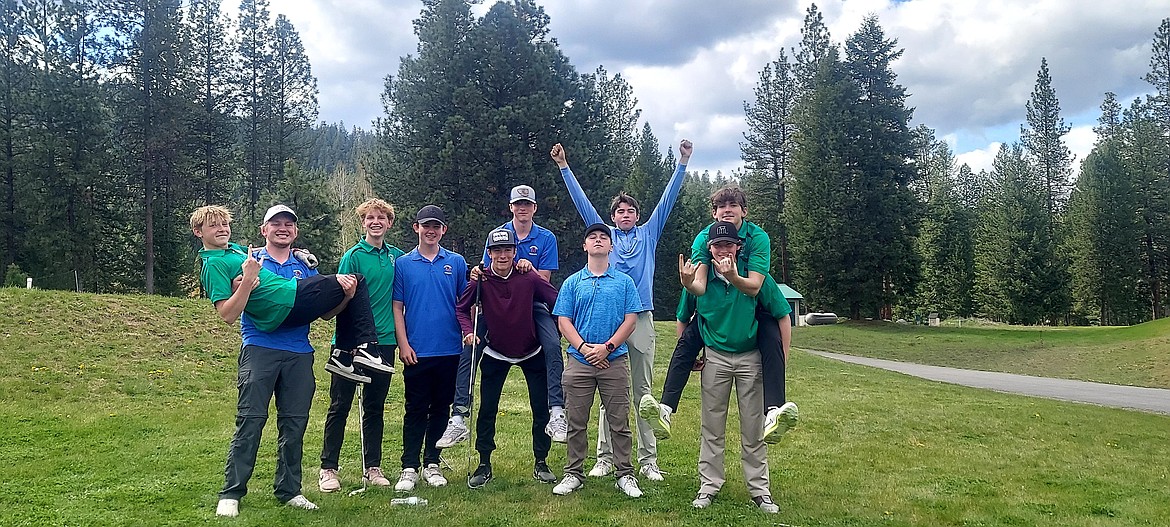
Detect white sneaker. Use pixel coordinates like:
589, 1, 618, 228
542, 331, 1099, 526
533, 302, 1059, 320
639, 394, 672, 440
615, 474, 643, 498
552, 474, 583, 495
544, 411, 568, 443
422, 463, 448, 487
395, 468, 419, 492
284, 494, 318, 510
763, 401, 799, 444
364, 466, 391, 487
639, 463, 664, 482
215, 498, 239, 517
692, 493, 714, 508
587, 459, 614, 478
436, 417, 469, 448
319, 468, 341, 493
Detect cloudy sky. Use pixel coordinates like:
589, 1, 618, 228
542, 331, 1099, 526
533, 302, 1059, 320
275, 0, 1166, 177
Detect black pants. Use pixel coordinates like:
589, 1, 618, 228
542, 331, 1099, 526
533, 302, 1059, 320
320, 344, 396, 471
279, 274, 378, 350
661, 308, 787, 411
475, 352, 551, 462
401, 354, 458, 469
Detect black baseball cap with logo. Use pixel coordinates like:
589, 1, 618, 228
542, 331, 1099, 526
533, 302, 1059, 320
707, 221, 743, 245
583, 222, 611, 239
486, 228, 517, 249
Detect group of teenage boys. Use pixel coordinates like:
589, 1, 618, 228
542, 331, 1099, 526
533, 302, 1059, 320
191, 139, 800, 518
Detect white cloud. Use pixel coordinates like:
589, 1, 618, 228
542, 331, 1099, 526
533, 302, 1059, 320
956, 142, 1002, 174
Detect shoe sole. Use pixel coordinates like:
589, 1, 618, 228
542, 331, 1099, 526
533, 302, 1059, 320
436, 430, 469, 449
534, 472, 557, 484
325, 362, 372, 383
763, 404, 799, 444
639, 397, 671, 440
353, 355, 395, 374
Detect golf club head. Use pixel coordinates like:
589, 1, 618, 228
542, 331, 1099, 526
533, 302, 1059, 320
348, 487, 367, 497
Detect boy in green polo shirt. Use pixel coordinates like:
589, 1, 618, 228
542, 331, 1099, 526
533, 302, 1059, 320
681, 221, 785, 513
191, 205, 389, 382
318, 198, 406, 492
641, 187, 797, 444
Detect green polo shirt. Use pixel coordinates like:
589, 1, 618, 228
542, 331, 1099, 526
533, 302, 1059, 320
337, 239, 405, 344
694, 264, 759, 353
690, 220, 771, 275
677, 275, 792, 321
198, 243, 297, 332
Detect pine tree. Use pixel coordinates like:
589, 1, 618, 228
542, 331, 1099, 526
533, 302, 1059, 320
1094, 92, 1122, 142
236, 0, 273, 224
0, 0, 28, 270
1145, 18, 1170, 192
1067, 139, 1143, 325
268, 14, 317, 187
843, 15, 919, 318
793, 3, 831, 95
263, 161, 340, 272
1021, 58, 1072, 217
186, 0, 238, 205
741, 50, 797, 282
913, 127, 974, 318
1122, 98, 1170, 319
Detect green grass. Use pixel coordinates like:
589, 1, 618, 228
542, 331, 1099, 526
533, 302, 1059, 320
795, 319, 1170, 389
2, 288, 1169, 526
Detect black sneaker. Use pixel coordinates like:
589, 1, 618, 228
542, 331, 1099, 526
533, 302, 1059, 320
533, 460, 556, 484
468, 463, 492, 489
352, 342, 394, 374
325, 349, 372, 383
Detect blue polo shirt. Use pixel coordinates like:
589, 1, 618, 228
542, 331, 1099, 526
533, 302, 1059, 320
560, 163, 687, 311
392, 246, 468, 358
480, 220, 559, 272
240, 248, 317, 353
552, 265, 642, 366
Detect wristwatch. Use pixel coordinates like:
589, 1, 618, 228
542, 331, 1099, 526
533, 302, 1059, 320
605, 342, 616, 352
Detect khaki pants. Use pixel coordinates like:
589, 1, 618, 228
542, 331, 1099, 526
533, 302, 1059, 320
698, 348, 770, 498
597, 311, 657, 466
564, 355, 633, 478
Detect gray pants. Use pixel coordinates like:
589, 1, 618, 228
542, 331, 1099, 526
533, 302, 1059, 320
564, 355, 632, 479
596, 311, 657, 467
219, 345, 316, 502
698, 348, 770, 498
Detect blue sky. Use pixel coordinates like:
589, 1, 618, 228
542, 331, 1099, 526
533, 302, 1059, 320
275, 0, 1166, 178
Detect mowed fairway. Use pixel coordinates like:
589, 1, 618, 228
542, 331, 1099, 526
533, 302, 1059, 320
796, 319, 1170, 389
1, 289, 1167, 526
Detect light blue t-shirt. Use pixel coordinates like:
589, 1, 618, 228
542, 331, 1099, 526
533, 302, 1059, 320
240, 248, 316, 353
480, 220, 559, 272
392, 247, 468, 358
552, 265, 642, 366
559, 163, 687, 311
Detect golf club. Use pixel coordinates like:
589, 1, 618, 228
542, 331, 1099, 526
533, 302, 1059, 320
465, 264, 486, 483
347, 382, 367, 497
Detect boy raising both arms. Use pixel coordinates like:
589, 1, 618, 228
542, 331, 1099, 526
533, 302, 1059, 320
318, 199, 405, 492
551, 224, 644, 499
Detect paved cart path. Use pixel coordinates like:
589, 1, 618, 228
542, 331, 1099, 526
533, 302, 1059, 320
806, 350, 1170, 415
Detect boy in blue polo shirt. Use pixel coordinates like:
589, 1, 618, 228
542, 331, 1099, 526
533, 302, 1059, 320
438, 183, 567, 449
551, 223, 644, 499
391, 205, 468, 491
551, 139, 692, 481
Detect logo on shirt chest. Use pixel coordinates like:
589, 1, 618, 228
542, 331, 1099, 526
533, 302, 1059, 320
292, 269, 304, 279
443, 264, 453, 275
528, 245, 539, 256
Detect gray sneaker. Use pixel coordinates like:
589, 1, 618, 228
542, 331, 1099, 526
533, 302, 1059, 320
533, 461, 557, 484
615, 474, 643, 498
692, 493, 714, 509
544, 411, 568, 443
436, 417, 469, 448
753, 494, 780, 513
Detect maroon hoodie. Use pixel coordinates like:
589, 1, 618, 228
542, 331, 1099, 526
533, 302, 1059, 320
455, 267, 559, 359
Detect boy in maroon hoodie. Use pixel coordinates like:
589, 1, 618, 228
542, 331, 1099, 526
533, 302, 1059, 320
454, 228, 560, 488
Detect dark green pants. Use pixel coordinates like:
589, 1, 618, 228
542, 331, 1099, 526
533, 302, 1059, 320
219, 345, 316, 502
